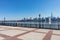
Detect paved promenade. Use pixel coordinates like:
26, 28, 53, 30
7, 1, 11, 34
0, 25, 60, 40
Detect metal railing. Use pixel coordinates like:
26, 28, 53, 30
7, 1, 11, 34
0, 22, 60, 30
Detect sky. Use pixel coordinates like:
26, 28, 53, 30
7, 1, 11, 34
0, 0, 60, 20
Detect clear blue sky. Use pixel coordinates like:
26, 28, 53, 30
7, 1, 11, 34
0, 0, 60, 20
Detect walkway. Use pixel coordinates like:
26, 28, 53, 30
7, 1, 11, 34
0, 25, 60, 40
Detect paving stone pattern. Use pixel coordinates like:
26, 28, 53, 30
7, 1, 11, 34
0, 25, 60, 40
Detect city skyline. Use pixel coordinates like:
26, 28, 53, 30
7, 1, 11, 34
0, 0, 60, 20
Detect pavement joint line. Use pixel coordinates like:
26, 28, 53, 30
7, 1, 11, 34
0, 27, 36, 31
33, 31, 47, 34
0, 28, 29, 31
6, 28, 31, 31
0, 33, 22, 40
43, 30, 53, 40
3, 37, 22, 40
13, 29, 38, 37
0, 34, 11, 38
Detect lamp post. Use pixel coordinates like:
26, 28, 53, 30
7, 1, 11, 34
16, 20, 18, 27
4, 17, 6, 25
39, 14, 41, 28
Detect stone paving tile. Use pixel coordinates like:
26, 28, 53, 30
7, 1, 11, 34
51, 35, 60, 40
0, 30, 27, 36
4, 37, 22, 40
53, 30, 60, 35
18, 32, 46, 40
0, 37, 5, 40
35, 29, 50, 33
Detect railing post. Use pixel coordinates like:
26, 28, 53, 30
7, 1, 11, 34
16, 20, 18, 27
58, 23, 59, 30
